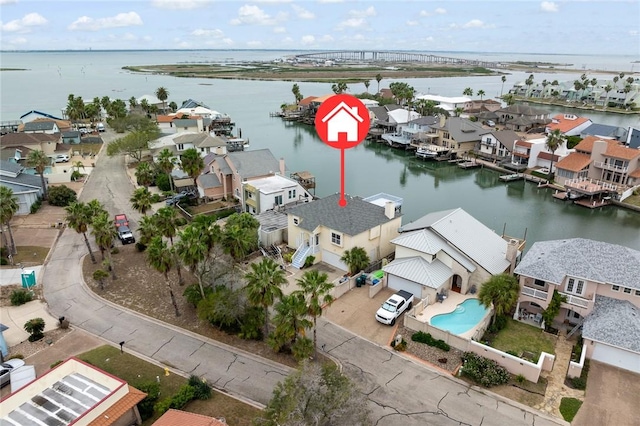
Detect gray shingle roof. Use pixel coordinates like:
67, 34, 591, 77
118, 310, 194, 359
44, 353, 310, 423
226, 149, 280, 179
0, 160, 24, 175
514, 238, 640, 289
198, 173, 221, 189
287, 193, 398, 236
383, 256, 452, 289
0, 170, 44, 189
582, 295, 640, 353
430, 117, 485, 143
23, 121, 56, 131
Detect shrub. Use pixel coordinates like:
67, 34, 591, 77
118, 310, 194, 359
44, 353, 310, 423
515, 374, 526, 384
0, 257, 8, 265
50, 360, 64, 369
282, 252, 293, 263
24, 317, 46, 342
506, 350, 519, 357
488, 315, 507, 333
0, 247, 7, 257
188, 375, 212, 400
135, 242, 147, 252
70, 170, 82, 181
150, 193, 161, 203
175, 217, 188, 227
135, 381, 161, 421
411, 331, 450, 352
30, 198, 42, 213
303, 255, 315, 268
48, 185, 77, 206
183, 284, 212, 308
460, 352, 510, 387
238, 306, 264, 340
156, 173, 171, 191
392, 339, 407, 352
154, 384, 196, 415
559, 397, 583, 422
570, 376, 587, 390
8, 354, 24, 360
291, 337, 314, 361
10, 289, 33, 306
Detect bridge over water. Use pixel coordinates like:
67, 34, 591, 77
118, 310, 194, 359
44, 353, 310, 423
291, 51, 505, 69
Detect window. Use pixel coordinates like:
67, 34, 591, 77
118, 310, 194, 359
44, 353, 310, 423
274, 195, 283, 205
177, 143, 184, 151
331, 232, 341, 246
533, 279, 545, 287
623, 287, 632, 294
612, 285, 620, 292
293, 218, 299, 225
566, 278, 584, 296
635, 290, 640, 296
288, 189, 296, 199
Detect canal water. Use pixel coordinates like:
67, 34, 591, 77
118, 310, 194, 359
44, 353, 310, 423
1, 50, 639, 251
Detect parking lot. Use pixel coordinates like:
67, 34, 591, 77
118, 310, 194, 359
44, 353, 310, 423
323, 286, 398, 346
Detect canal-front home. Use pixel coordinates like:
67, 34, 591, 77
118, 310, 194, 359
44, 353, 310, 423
429, 116, 485, 156
513, 238, 640, 374
477, 129, 520, 161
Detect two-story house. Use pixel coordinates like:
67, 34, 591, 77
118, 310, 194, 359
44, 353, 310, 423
384, 208, 521, 300
495, 104, 551, 133
545, 114, 593, 137
430, 116, 485, 156
286, 193, 402, 270
0, 160, 47, 214
510, 134, 571, 171
513, 238, 640, 373
243, 174, 312, 215
478, 129, 520, 161
381, 116, 438, 146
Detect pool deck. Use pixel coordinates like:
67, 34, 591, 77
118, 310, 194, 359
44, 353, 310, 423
414, 292, 489, 340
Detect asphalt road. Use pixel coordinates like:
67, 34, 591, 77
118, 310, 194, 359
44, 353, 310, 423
42, 129, 565, 425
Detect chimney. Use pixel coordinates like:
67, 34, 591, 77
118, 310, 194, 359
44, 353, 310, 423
439, 114, 446, 127
384, 201, 395, 219
279, 157, 285, 176
506, 239, 519, 273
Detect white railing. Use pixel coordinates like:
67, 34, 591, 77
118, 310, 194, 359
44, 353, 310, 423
594, 161, 628, 173
522, 286, 548, 300
560, 293, 590, 308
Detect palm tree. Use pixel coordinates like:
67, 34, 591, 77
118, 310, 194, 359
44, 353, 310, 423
155, 207, 183, 285
27, 150, 50, 200
269, 293, 312, 352
180, 148, 204, 188
340, 247, 370, 276
364, 80, 370, 93
291, 83, 302, 104
477, 89, 485, 100
65, 201, 96, 263
375, 73, 382, 94
223, 222, 255, 262
245, 258, 288, 337
0, 186, 19, 256
135, 161, 154, 188
500, 76, 507, 96
175, 220, 221, 297
296, 269, 334, 359
478, 273, 520, 325
462, 87, 473, 97
331, 81, 347, 94
155, 87, 169, 113
130, 187, 153, 216
604, 84, 613, 107
87, 199, 106, 218
146, 236, 180, 316
128, 96, 138, 111
140, 99, 150, 116
90, 212, 117, 279
72, 161, 85, 174
545, 129, 566, 181
157, 148, 176, 192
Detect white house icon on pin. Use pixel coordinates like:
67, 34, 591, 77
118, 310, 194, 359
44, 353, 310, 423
321, 101, 364, 143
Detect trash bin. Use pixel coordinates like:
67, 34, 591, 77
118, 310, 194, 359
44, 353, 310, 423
21, 270, 36, 289
356, 274, 367, 288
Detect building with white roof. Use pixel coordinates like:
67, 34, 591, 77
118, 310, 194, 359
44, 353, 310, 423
414, 94, 472, 112
242, 174, 312, 215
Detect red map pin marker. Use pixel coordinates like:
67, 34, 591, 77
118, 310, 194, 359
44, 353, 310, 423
315, 94, 370, 207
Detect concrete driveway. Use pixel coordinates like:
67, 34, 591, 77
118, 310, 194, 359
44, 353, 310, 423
572, 361, 638, 426
324, 287, 398, 346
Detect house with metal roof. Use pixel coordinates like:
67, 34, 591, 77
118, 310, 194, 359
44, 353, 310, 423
0, 357, 146, 425
0, 160, 47, 214
384, 208, 521, 300
513, 238, 640, 374
286, 193, 402, 270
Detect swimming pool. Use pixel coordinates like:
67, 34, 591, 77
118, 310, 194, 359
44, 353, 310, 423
430, 299, 489, 335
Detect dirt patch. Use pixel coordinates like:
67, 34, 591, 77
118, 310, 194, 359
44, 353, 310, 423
0, 246, 50, 269
82, 244, 298, 368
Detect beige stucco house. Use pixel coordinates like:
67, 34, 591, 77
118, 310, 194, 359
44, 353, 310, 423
286, 193, 402, 270
514, 238, 640, 374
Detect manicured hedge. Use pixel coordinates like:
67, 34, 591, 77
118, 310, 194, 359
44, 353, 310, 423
411, 331, 450, 352
460, 352, 510, 387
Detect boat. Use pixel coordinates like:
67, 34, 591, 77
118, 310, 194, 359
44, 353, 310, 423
416, 144, 450, 160
381, 132, 412, 147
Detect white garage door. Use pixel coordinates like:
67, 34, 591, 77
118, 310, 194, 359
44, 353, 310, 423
592, 343, 640, 374
387, 274, 423, 300
322, 250, 348, 271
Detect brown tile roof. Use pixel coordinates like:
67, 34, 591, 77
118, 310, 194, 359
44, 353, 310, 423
157, 115, 175, 123
604, 144, 640, 160
311, 94, 335, 104
573, 135, 604, 153
87, 386, 147, 426
546, 114, 590, 133
555, 153, 591, 172
298, 96, 317, 106
538, 152, 561, 162
515, 140, 532, 147
152, 409, 227, 426
629, 168, 640, 178
0, 132, 60, 146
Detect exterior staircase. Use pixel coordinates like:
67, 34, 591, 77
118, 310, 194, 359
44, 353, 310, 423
291, 244, 312, 269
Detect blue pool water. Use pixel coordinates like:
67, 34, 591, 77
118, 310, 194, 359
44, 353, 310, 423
430, 299, 489, 335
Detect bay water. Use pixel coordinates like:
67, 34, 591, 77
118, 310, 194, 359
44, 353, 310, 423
1, 50, 639, 251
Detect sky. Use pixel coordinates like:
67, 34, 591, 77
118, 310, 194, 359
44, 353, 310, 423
0, 0, 638, 55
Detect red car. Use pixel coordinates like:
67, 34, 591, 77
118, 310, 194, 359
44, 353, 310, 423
115, 214, 129, 228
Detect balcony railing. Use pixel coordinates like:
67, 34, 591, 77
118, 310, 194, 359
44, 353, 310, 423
522, 286, 548, 300
560, 292, 591, 309
593, 161, 628, 173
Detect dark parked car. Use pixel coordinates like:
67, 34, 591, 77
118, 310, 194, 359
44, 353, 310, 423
0, 358, 25, 388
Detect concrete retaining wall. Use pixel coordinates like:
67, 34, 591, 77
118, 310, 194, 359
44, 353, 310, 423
567, 343, 587, 379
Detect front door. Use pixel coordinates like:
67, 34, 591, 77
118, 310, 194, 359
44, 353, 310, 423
451, 275, 462, 293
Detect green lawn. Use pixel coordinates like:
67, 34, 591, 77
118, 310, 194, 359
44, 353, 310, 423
489, 319, 556, 362
559, 397, 583, 422
78, 345, 261, 426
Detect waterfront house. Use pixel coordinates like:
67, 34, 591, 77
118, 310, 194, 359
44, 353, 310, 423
555, 136, 640, 188
513, 238, 640, 374
286, 193, 402, 270
0, 132, 63, 162
414, 94, 471, 114
61, 130, 81, 145
137, 94, 165, 111
464, 98, 502, 114
545, 114, 592, 136
580, 123, 627, 141
510, 134, 571, 171
22, 121, 59, 134
0, 160, 47, 215
382, 116, 438, 146
495, 104, 551, 132
477, 129, 520, 161
150, 132, 227, 160
429, 116, 485, 156
173, 117, 205, 133
384, 208, 521, 300
19, 110, 63, 124
242, 174, 312, 215
0, 357, 146, 424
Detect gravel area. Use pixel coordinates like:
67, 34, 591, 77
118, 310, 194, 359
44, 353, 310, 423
396, 326, 464, 374
7, 327, 73, 360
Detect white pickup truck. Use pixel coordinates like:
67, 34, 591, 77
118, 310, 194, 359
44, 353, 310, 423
375, 290, 414, 325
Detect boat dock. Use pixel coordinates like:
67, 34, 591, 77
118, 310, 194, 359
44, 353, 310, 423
552, 191, 569, 200
458, 161, 480, 169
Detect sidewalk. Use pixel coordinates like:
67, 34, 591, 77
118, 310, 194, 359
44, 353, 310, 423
0, 266, 43, 286
0, 299, 60, 347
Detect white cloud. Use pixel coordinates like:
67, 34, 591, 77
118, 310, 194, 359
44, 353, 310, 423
68, 12, 143, 31
541, 2, 559, 13
273, 26, 286, 33
191, 28, 224, 38
424, 36, 434, 42
318, 0, 343, 3
247, 40, 263, 47
461, 19, 495, 29
5, 36, 27, 45
292, 5, 314, 19
336, 18, 367, 30
349, 6, 376, 18
282, 36, 293, 43
420, 7, 446, 17
406, 20, 419, 26
1, 12, 47, 33
301, 35, 315, 45
151, 0, 213, 10
419, 10, 431, 17
319, 34, 334, 43
0, 0, 18, 4
222, 38, 234, 45
230, 5, 286, 26
435, 8, 446, 15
